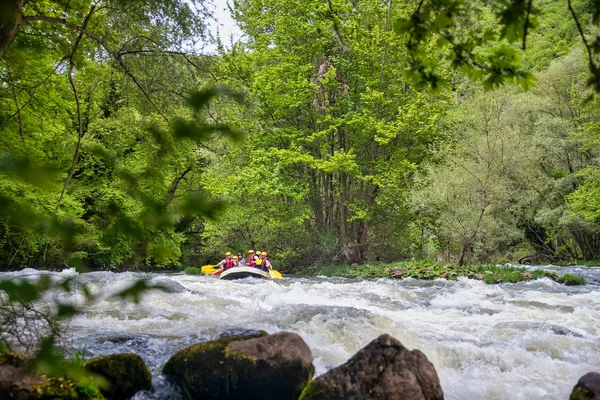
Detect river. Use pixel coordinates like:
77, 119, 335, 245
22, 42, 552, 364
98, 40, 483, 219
2, 266, 600, 399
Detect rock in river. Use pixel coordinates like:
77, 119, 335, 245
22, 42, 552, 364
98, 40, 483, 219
299, 334, 444, 400
570, 372, 600, 400
162, 331, 314, 400
86, 353, 152, 399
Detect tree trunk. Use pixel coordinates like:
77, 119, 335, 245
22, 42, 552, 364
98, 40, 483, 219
458, 207, 486, 266
0, 0, 25, 59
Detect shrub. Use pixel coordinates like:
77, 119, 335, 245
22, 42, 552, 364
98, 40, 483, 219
183, 267, 203, 275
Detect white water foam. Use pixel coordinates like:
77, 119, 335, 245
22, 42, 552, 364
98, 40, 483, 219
2, 268, 599, 399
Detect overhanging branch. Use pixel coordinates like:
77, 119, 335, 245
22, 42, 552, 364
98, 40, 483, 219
23, 14, 169, 121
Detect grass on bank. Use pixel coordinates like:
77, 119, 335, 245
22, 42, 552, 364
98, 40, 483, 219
299, 261, 587, 285
556, 273, 587, 285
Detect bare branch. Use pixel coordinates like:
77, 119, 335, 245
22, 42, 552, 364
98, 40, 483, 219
165, 167, 193, 206
6, 69, 28, 158
1, 59, 67, 124
52, 4, 97, 216
326, 0, 350, 52
568, 0, 600, 90
522, 0, 534, 50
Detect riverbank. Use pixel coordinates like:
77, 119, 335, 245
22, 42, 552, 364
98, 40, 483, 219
298, 261, 588, 285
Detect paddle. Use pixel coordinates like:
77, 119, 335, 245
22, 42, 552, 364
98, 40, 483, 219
201, 265, 219, 274
269, 269, 283, 279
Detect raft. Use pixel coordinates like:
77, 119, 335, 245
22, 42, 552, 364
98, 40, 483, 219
219, 266, 271, 280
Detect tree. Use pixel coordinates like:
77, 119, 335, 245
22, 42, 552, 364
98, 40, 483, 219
412, 89, 539, 264
203, 0, 449, 265
412, 49, 600, 264
0, 0, 240, 268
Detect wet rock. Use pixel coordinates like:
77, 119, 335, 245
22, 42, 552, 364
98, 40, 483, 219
0, 365, 42, 399
549, 325, 584, 338
100, 335, 137, 345
391, 268, 409, 278
151, 277, 186, 293
86, 353, 151, 399
163, 331, 314, 400
472, 274, 485, 280
299, 334, 443, 400
440, 272, 449, 279
570, 372, 600, 400
219, 328, 267, 339
0, 364, 105, 400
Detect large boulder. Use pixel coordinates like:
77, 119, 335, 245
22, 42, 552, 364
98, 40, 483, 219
85, 353, 151, 399
570, 372, 600, 400
299, 334, 443, 400
163, 331, 314, 400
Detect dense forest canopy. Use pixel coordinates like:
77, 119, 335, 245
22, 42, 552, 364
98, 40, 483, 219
1, 0, 600, 270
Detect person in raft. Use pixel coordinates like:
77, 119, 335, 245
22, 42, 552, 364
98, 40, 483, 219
216, 252, 236, 272
246, 250, 256, 266
259, 251, 272, 271
254, 250, 264, 269
237, 253, 247, 266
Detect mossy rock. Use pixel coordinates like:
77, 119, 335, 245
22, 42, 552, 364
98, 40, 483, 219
569, 372, 600, 400
33, 376, 106, 400
0, 346, 25, 367
570, 386, 596, 400
86, 353, 151, 400
0, 365, 105, 400
163, 331, 314, 400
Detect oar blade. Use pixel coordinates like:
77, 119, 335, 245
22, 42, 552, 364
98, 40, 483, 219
269, 269, 283, 279
201, 265, 217, 274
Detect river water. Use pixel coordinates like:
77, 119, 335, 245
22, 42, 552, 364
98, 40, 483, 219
2, 266, 600, 399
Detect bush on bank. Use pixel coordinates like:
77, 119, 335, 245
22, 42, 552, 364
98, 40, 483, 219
183, 267, 203, 275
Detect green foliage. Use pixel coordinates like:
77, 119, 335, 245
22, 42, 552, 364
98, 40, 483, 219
394, 0, 597, 92
568, 168, 600, 223
556, 273, 587, 285
183, 267, 203, 275
410, 48, 600, 264
304, 261, 568, 284
2, 0, 600, 271
0, 0, 232, 270
204, 0, 450, 267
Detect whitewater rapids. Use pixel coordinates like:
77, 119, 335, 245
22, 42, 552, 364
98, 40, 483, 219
2, 266, 599, 399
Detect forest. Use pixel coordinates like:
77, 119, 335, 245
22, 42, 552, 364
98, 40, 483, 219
1, 0, 600, 271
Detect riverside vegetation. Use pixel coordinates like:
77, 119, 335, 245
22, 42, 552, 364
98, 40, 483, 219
2, 0, 600, 272
299, 261, 588, 284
